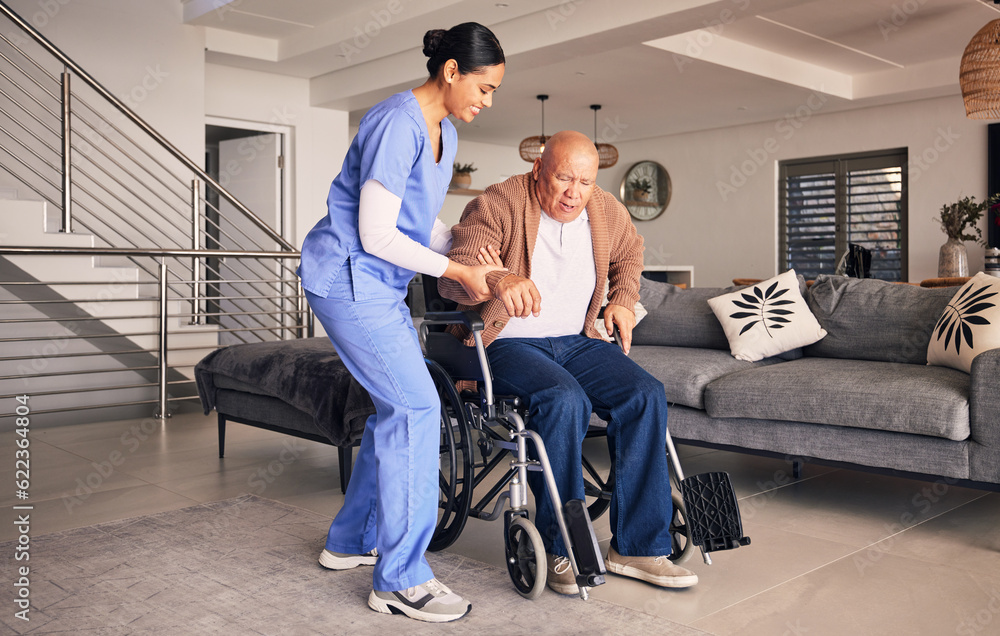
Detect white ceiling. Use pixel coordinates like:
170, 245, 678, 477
183, 0, 1000, 146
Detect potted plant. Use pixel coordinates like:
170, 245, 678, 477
629, 177, 653, 201
934, 194, 1000, 277
451, 162, 477, 189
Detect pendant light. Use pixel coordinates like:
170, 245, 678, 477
519, 95, 548, 162
961, 18, 1000, 119
590, 104, 619, 169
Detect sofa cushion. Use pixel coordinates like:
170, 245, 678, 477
704, 358, 971, 441
707, 269, 826, 362
804, 275, 956, 364
629, 345, 784, 409
927, 272, 1000, 374
632, 279, 730, 349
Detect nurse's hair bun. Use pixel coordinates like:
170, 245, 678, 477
423, 29, 446, 57
423, 23, 504, 78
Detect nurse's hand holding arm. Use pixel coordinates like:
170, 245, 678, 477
358, 179, 504, 302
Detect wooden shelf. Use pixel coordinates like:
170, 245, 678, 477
642, 265, 694, 288
448, 187, 484, 196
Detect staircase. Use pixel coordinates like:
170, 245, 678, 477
0, 2, 308, 427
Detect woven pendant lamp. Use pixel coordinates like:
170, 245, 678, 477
519, 95, 548, 162
961, 18, 1000, 119
590, 105, 619, 169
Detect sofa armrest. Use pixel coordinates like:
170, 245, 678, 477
968, 348, 1000, 483
970, 348, 1000, 444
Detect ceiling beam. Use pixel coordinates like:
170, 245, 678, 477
309, 0, 803, 109
204, 27, 279, 63
644, 31, 854, 100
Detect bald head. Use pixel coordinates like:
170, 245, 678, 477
532, 130, 599, 223
540, 130, 599, 171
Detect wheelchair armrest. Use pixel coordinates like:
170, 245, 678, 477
596, 305, 625, 353
423, 310, 484, 332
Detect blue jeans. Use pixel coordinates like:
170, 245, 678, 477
305, 278, 438, 591
487, 335, 674, 558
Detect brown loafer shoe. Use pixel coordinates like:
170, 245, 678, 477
546, 553, 579, 595
605, 546, 698, 588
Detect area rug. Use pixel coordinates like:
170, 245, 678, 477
1, 495, 707, 635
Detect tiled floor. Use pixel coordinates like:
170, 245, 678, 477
5, 409, 999, 635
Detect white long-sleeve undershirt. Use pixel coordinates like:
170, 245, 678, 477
357, 179, 451, 278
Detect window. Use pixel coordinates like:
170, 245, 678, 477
779, 149, 908, 282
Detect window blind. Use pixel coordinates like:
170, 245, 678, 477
779, 149, 907, 282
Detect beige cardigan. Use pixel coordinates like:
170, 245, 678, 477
438, 172, 644, 347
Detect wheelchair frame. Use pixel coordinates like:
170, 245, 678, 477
421, 310, 606, 600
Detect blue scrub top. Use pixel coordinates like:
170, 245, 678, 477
298, 90, 457, 300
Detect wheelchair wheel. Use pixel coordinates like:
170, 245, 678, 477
505, 516, 547, 600
583, 460, 613, 521
669, 490, 696, 564
425, 359, 474, 552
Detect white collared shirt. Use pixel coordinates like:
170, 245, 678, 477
497, 208, 597, 339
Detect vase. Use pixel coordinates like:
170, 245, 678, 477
450, 172, 472, 190
937, 237, 969, 277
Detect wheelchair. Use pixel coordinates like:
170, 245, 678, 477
414, 274, 737, 598
416, 272, 755, 590
419, 309, 607, 600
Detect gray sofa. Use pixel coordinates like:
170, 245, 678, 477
629, 274, 1000, 489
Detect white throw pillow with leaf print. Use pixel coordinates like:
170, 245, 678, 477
707, 269, 826, 362
927, 272, 1000, 374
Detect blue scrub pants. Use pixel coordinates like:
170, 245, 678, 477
486, 335, 675, 559
305, 278, 438, 592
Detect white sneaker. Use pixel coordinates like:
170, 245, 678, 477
368, 578, 471, 623
318, 547, 378, 570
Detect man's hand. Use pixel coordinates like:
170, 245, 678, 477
495, 274, 541, 318
603, 303, 636, 354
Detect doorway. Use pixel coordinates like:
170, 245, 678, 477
205, 120, 290, 343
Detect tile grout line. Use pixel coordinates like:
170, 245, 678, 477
736, 467, 842, 500
690, 492, 994, 624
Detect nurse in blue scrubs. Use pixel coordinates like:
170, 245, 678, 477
297, 23, 505, 623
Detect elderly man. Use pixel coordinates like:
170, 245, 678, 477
438, 130, 697, 594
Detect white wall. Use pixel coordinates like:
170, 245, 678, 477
5, 0, 205, 161
597, 94, 990, 288
204, 64, 348, 249
439, 137, 526, 227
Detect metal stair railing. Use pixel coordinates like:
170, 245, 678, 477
0, 247, 312, 423
0, 1, 312, 423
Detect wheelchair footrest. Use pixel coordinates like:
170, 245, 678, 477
679, 471, 751, 554
562, 499, 606, 588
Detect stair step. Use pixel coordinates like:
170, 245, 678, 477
1, 200, 98, 247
